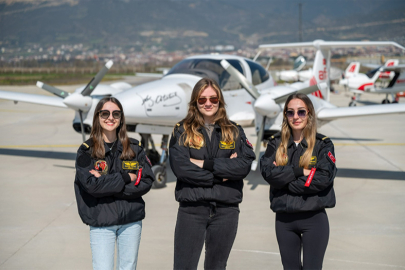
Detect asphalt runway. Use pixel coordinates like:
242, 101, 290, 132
0, 81, 404, 269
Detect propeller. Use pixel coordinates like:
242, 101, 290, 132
220, 59, 322, 170
36, 60, 114, 142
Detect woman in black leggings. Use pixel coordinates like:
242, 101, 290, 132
260, 93, 337, 270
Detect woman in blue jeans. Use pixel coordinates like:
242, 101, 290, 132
74, 97, 154, 270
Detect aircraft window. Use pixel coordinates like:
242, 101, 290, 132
165, 59, 244, 91
246, 60, 269, 85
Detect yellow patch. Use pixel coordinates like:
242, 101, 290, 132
219, 141, 235, 150
300, 156, 317, 165
122, 161, 139, 170
82, 142, 89, 148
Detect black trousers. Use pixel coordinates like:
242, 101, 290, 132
275, 209, 329, 270
174, 202, 239, 270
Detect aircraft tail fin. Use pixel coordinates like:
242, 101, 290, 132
345, 62, 360, 77
309, 50, 328, 100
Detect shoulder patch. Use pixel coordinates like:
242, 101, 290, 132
82, 142, 89, 149
316, 133, 331, 143
176, 123, 180, 127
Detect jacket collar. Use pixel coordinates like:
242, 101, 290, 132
288, 135, 308, 148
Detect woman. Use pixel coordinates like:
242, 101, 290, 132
169, 77, 255, 270
74, 97, 154, 270
260, 93, 337, 270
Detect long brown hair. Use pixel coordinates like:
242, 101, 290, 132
90, 97, 135, 160
180, 77, 238, 147
275, 93, 317, 169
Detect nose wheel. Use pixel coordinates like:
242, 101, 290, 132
151, 165, 167, 189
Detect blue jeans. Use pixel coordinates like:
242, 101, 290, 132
90, 221, 142, 270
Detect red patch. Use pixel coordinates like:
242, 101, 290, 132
145, 155, 152, 166
328, 151, 336, 163
246, 139, 253, 148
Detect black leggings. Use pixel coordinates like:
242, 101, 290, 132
275, 209, 329, 270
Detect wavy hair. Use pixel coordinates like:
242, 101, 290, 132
275, 93, 317, 168
180, 77, 238, 147
90, 97, 135, 160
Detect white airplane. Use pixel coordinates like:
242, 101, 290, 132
276, 55, 311, 82
1, 40, 405, 178
339, 59, 402, 106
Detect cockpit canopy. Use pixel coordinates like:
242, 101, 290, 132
166, 58, 269, 90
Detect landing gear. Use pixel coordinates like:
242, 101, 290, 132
382, 99, 390, 104
349, 95, 359, 107
140, 133, 169, 189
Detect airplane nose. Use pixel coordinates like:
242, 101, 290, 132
254, 95, 281, 118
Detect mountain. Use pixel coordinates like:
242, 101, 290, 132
0, 0, 404, 50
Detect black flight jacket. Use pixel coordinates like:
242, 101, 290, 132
260, 132, 337, 213
74, 138, 155, 227
169, 122, 256, 205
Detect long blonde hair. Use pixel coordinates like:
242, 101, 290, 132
90, 97, 135, 160
180, 77, 238, 147
275, 93, 317, 168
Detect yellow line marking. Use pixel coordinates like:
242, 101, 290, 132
0, 144, 79, 148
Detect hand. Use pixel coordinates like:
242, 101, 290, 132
89, 170, 101, 178
303, 169, 311, 176
128, 173, 137, 182
190, 158, 204, 168
273, 161, 277, 166
230, 152, 237, 159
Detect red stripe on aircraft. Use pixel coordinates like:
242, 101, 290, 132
358, 83, 373, 91
309, 76, 317, 86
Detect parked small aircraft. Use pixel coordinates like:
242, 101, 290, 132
339, 59, 403, 106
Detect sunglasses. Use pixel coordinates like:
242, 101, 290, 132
197, 97, 219, 105
285, 109, 307, 118
99, 110, 122, 119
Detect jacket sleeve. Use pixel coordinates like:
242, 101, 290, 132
75, 148, 126, 198
169, 127, 214, 187
114, 146, 155, 200
207, 126, 255, 180
260, 139, 296, 189
288, 140, 337, 194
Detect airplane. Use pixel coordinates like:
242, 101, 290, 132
339, 59, 402, 106
1, 39, 405, 182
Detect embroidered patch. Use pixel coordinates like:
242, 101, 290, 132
94, 160, 108, 175
122, 161, 139, 170
189, 136, 204, 149
246, 139, 253, 148
219, 141, 235, 150
145, 155, 152, 166
299, 156, 317, 165
327, 151, 336, 163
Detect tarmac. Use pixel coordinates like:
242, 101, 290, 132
0, 80, 404, 270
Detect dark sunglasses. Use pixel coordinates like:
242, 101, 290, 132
99, 110, 122, 119
285, 109, 307, 118
197, 97, 219, 105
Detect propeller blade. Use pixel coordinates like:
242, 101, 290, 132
78, 110, 86, 142
220, 59, 260, 99
81, 60, 113, 96
251, 116, 266, 171
36, 81, 69, 98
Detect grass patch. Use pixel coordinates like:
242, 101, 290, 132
0, 72, 131, 85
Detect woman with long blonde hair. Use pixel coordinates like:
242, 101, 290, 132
169, 77, 255, 269
260, 93, 337, 270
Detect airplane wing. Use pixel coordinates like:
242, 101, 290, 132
258, 40, 405, 51
317, 103, 405, 121
135, 72, 164, 78
0, 90, 68, 108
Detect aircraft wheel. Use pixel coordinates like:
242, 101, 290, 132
151, 165, 167, 189
382, 99, 391, 104
349, 101, 356, 107
392, 100, 398, 104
